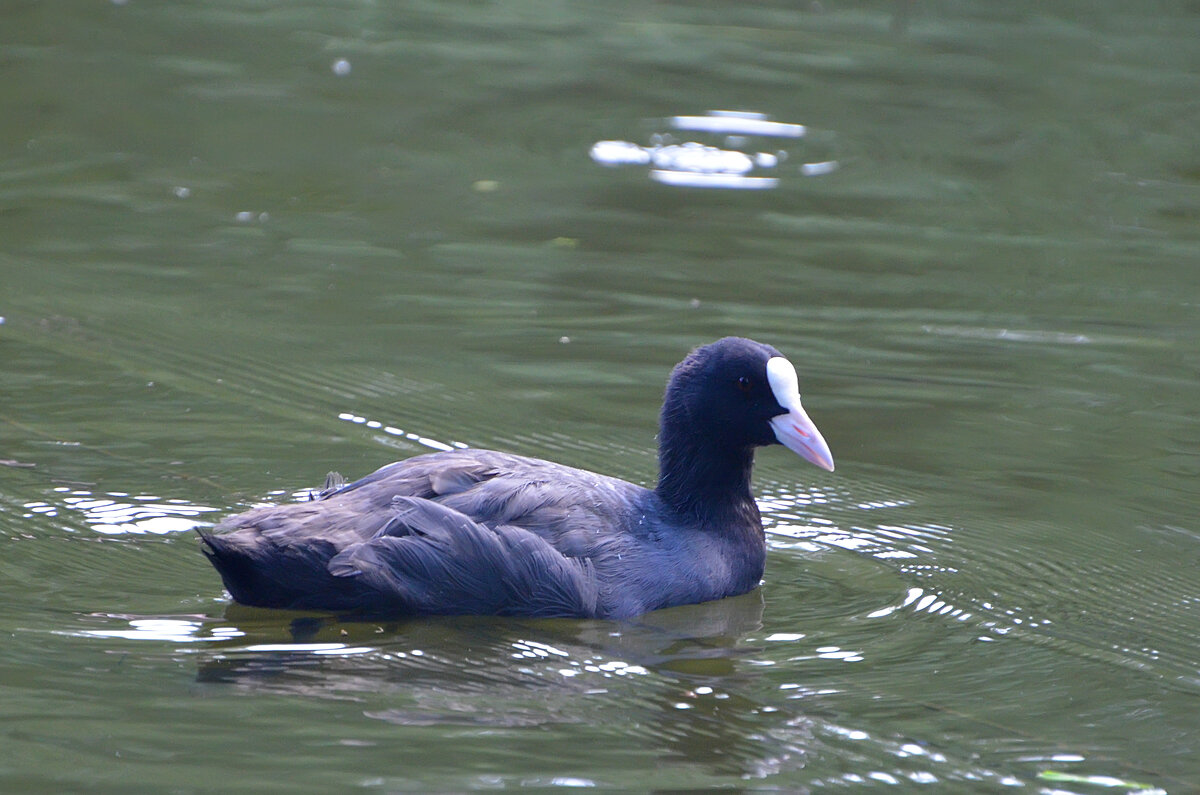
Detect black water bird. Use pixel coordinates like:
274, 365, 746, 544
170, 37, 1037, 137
199, 337, 834, 619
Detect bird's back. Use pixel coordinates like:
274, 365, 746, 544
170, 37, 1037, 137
201, 450, 662, 617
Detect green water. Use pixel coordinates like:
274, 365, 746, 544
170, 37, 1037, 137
2, 1, 1198, 791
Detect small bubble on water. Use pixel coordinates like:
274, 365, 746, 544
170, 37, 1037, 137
332, 58, 351, 76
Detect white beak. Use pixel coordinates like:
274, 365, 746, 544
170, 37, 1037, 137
766, 357, 835, 472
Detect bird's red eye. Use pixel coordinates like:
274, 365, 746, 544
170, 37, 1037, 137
737, 376, 753, 393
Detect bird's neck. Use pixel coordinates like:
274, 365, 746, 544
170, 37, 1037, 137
654, 425, 759, 526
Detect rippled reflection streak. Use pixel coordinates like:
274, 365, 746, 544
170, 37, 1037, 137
26, 487, 219, 535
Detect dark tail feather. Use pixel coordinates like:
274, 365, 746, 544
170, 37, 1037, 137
197, 528, 269, 606
197, 527, 363, 611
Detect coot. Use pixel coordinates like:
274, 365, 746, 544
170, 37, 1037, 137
200, 337, 834, 619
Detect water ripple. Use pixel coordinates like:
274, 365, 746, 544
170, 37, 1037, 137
760, 479, 1200, 695
18, 487, 219, 536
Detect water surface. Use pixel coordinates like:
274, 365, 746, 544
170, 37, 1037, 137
2, 1, 1198, 791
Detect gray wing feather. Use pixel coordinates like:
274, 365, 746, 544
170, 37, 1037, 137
328, 496, 599, 617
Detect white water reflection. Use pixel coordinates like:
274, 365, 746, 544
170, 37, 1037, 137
242, 643, 375, 655
30, 487, 220, 535
650, 165, 778, 190
670, 112, 806, 138
77, 617, 244, 643
337, 411, 465, 453
591, 110, 838, 190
